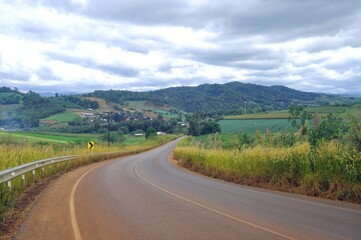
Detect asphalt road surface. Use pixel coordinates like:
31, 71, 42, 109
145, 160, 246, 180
15, 139, 361, 240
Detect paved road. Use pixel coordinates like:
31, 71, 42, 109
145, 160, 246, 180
15, 139, 361, 240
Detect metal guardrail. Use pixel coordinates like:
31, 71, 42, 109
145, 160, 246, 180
0, 155, 77, 184
0, 151, 124, 190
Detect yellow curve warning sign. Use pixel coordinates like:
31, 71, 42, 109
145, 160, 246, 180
88, 141, 94, 150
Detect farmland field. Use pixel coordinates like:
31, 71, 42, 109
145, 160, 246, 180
218, 119, 292, 133
0, 131, 99, 144
224, 105, 350, 120
41, 110, 79, 124
224, 111, 289, 120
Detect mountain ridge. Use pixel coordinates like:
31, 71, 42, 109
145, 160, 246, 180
89, 81, 330, 114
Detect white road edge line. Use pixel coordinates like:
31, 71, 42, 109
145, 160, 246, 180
135, 161, 296, 240
70, 166, 100, 240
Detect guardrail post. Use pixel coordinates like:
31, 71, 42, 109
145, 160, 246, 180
7, 180, 11, 192
32, 170, 36, 183
0, 183, 3, 202
42, 167, 45, 178
22, 174, 26, 189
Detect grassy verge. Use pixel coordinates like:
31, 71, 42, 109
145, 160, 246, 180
174, 137, 361, 203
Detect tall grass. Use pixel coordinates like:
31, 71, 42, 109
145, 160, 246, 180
174, 139, 361, 203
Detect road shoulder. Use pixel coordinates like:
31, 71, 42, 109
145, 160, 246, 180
12, 160, 115, 240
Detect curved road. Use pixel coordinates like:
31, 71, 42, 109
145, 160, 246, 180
15, 139, 361, 240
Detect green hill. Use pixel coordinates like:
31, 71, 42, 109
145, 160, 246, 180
89, 82, 355, 114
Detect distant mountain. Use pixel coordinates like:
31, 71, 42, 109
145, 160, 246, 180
148, 82, 324, 113
1, 82, 359, 130
89, 82, 333, 114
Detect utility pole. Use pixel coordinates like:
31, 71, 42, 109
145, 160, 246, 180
104, 112, 112, 147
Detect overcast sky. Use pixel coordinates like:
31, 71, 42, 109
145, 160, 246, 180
0, 0, 360, 94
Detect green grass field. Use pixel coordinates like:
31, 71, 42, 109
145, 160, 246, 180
224, 105, 350, 120
218, 119, 293, 133
42, 111, 79, 123
224, 111, 289, 119
0, 131, 99, 144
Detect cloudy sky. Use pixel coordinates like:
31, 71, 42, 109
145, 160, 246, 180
0, 0, 360, 94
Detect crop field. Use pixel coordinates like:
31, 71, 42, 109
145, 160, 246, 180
218, 119, 292, 133
41, 110, 79, 124
224, 105, 350, 120
220, 105, 358, 133
0, 131, 99, 144
224, 111, 289, 120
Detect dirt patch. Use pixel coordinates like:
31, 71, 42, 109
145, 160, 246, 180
0, 176, 59, 239
144, 112, 158, 119
39, 120, 57, 125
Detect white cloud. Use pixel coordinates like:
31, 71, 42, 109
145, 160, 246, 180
0, 0, 360, 94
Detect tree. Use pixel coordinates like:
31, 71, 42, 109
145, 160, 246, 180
188, 113, 201, 136
145, 127, 157, 139
347, 114, 361, 151
308, 113, 347, 147
200, 121, 221, 135
288, 105, 312, 134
